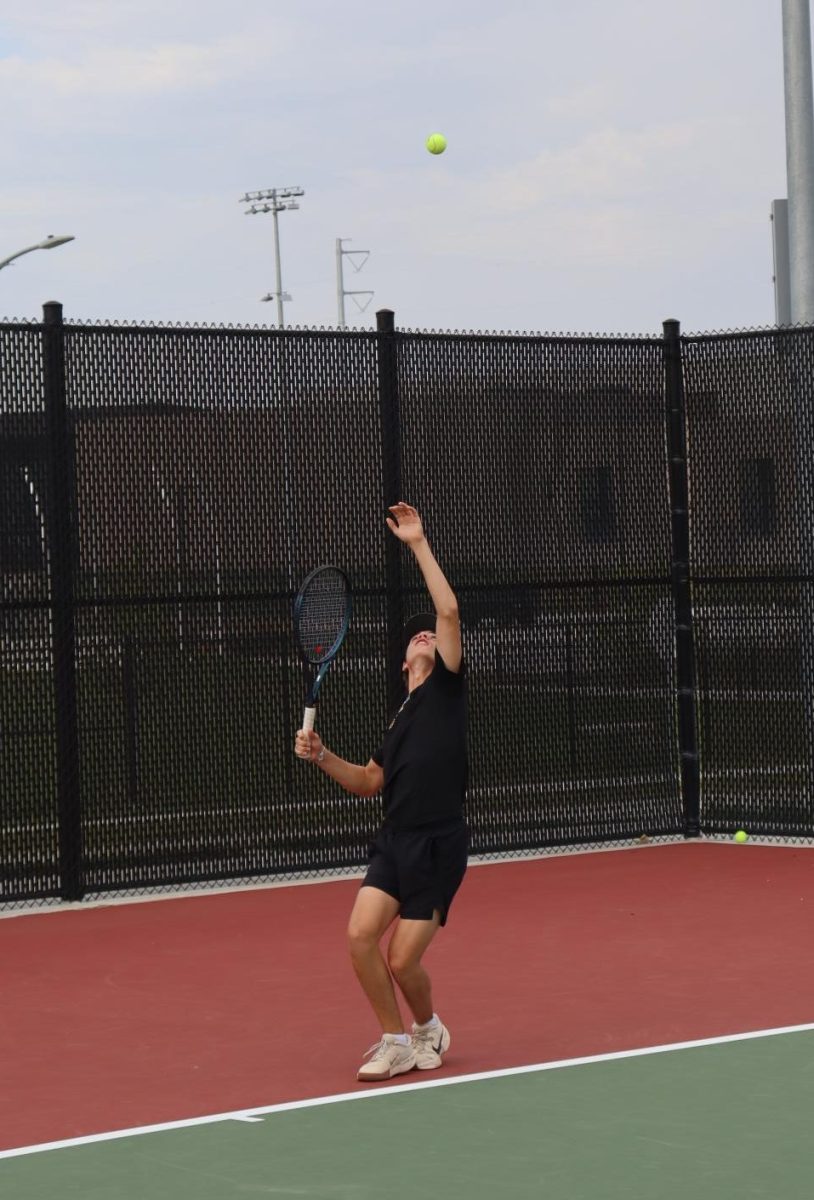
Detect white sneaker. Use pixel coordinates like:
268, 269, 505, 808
411, 1020, 450, 1070
357, 1034, 417, 1082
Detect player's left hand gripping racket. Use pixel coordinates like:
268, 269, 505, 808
292, 565, 352, 733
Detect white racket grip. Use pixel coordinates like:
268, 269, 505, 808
302, 706, 316, 733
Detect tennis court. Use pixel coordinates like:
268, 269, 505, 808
3, 841, 812, 1197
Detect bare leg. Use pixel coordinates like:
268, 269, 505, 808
347, 886, 403, 1033
387, 912, 442, 1026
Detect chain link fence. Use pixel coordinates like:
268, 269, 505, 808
2, 308, 812, 904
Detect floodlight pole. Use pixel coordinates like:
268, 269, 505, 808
240, 187, 304, 328
271, 205, 284, 329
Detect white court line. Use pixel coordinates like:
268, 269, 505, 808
1, 1022, 812, 1161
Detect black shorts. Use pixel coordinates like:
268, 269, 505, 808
362, 821, 470, 926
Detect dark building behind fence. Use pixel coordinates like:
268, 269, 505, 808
2, 305, 813, 904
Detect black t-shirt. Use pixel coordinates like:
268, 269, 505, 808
372, 650, 468, 831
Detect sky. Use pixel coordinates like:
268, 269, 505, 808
0, 1, 796, 336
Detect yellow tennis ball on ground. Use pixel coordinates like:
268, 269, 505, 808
734, 829, 749, 843
426, 132, 447, 155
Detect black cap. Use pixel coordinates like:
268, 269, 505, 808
401, 612, 437, 655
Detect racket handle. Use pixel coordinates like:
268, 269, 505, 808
302, 706, 316, 732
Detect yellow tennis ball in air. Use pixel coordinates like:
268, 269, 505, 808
426, 132, 447, 155
734, 829, 749, 843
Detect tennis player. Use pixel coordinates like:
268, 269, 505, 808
294, 501, 469, 1082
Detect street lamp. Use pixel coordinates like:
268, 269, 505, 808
0, 235, 75, 272
239, 188, 304, 328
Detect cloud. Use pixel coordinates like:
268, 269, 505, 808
0, 34, 269, 96
482, 124, 696, 211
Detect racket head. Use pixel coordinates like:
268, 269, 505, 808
293, 565, 352, 665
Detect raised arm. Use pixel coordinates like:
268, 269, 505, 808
386, 502, 462, 672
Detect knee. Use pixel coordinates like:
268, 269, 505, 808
347, 920, 378, 960
387, 944, 417, 981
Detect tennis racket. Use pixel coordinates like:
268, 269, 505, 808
292, 565, 352, 732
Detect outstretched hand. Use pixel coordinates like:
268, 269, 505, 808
386, 502, 426, 547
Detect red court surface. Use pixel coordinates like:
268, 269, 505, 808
2, 841, 812, 1152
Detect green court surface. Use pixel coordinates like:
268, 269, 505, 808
3, 1029, 811, 1199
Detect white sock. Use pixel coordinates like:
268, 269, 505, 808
386, 1032, 411, 1046
415, 1014, 440, 1031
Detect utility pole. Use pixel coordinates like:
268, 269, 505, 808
240, 187, 304, 327
335, 238, 373, 328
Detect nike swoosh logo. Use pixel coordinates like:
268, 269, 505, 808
433, 1037, 443, 1054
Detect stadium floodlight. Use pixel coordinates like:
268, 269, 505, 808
0, 234, 76, 272
239, 187, 305, 327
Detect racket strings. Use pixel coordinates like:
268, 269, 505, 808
295, 569, 349, 663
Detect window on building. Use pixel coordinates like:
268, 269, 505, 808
580, 465, 617, 544
740, 458, 776, 539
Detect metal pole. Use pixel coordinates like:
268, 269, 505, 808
240, 187, 303, 317
771, 199, 793, 326
663, 319, 700, 837
783, 0, 814, 323
335, 239, 372, 326
43, 300, 84, 899
376, 308, 404, 712
336, 239, 346, 329
272, 204, 285, 329
782, 2, 814, 805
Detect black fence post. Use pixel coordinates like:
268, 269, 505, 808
122, 637, 139, 812
43, 300, 83, 898
564, 620, 578, 775
376, 309, 404, 713
663, 318, 700, 837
